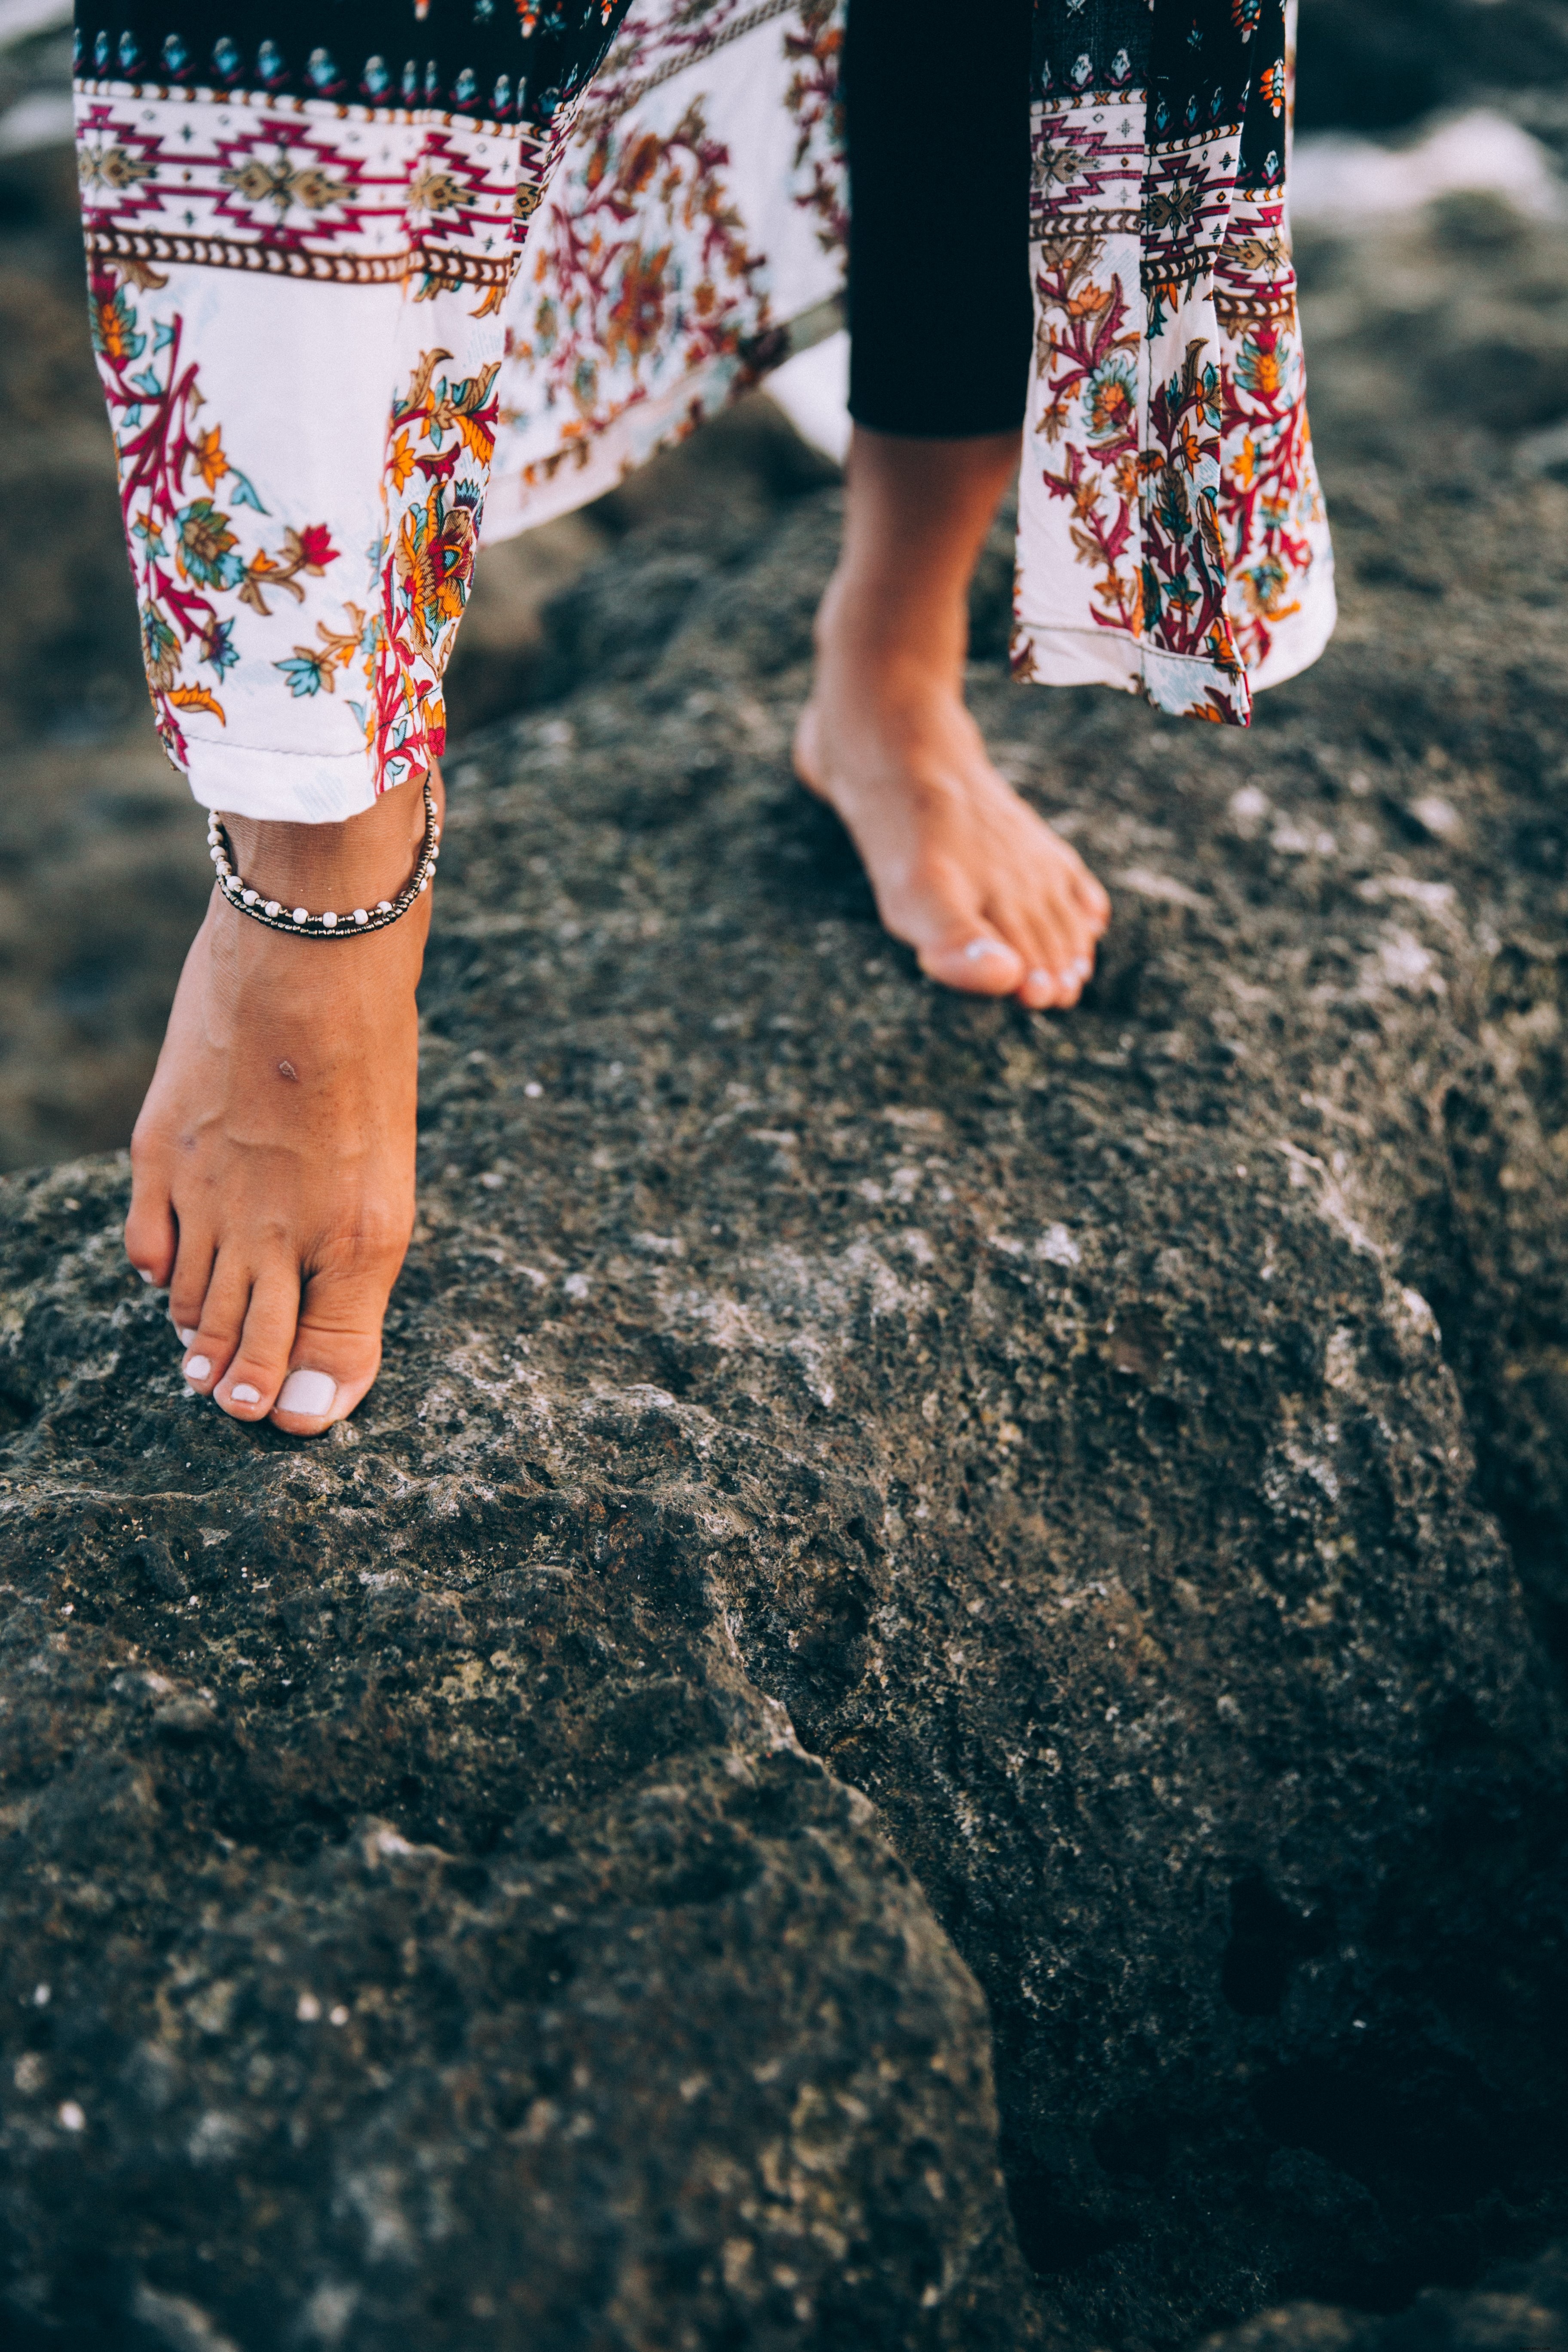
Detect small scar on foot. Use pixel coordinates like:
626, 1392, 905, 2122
277, 1060, 299, 1082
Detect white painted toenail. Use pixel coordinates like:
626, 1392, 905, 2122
963, 938, 1011, 963
230, 1384, 262, 1405
278, 1369, 337, 1418
135, 1266, 156, 1283
184, 1355, 212, 1382
1068, 958, 1091, 981
1027, 969, 1054, 990
179, 1328, 196, 1347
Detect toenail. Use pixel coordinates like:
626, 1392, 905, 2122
230, 1384, 262, 1405
278, 1368, 338, 1418
963, 938, 1011, 963
184, 1355, 212, 1382
1068, 957, 1091, 981
179, 1328, 197, 1347
135, 1266, 156, 1284
1027, 968, 1055, 991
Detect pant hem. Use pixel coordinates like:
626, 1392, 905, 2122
181, 738, 380, 824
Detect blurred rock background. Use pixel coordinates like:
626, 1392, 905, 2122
1, 0, 1567, 1168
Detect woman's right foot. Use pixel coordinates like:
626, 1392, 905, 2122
125, 768, 441, 1435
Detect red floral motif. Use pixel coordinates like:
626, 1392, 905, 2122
1141, 334, 1239, 679
510, 97, 769, 484
1219, 306, 1322, 674
1034, 237, 1145, 642
373, 346, 499, 786
1026, 171, 1323, 717
785, 0, 847, 256
278, 343, 499, 789
86, 253, 340, 768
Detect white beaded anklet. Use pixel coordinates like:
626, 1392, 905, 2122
206, 780, 440, 939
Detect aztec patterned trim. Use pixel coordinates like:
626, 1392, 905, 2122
1140, 125, 1247, 285
84, 227, 515, 287
75, 89, 547, 285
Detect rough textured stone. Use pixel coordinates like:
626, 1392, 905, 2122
1200, 2242, 1568, 2352
8, 23, 1568, 2349
7, 262, 1568, 2342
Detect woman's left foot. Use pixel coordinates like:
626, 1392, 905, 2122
794, 571, 1111, 1011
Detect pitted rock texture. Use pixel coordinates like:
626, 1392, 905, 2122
7, 186, 1568, 2352
6, 400, 1568, 2350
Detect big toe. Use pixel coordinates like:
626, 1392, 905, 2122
267, 1265, 392, 1434
892, 859, 1028, 997
920, 931, 1028, 997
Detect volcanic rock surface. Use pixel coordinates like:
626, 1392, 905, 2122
6, 36, 1568, 2348
6, 181, 1568, 2344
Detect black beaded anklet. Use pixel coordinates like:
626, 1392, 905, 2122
206, 780, 440, 939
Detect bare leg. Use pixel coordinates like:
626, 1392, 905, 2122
794, 426, 1110, 1011
124, 767, 441, 1434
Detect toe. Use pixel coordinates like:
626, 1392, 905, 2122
268, 1258, 396, 1434
179, 1250, 251, 1395
1001, 891, 1076, 1011
1068, 855, 1112, 933
212, 1268, 300, 1421
167, 1227, 219, 1371
920, 931, 1027, 998
126, 1135, 178, 1291
876, 849, 1027, 999
1019, 964, 1069, 1011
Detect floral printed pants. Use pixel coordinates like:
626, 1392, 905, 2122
74, 0, 1333, 823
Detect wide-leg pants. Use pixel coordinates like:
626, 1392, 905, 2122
74, 0, 1335, 822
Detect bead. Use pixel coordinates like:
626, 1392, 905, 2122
353, 909, 368, 925
418, 874, 429, 892
292, 908, 308, 925
376, 900, 393, 913
322, 912, 337, 928
242, 889, 258, 906
264, 901, 281, 918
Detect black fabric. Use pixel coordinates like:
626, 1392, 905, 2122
73, 0, 632, 126
845, 0, 1034, 439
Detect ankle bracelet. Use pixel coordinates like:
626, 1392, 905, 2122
206, 779, 440, 939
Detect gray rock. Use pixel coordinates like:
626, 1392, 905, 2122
6, 361, 1568, 2346
1295, 0, 1568, 134
7, 35, 1568, 2340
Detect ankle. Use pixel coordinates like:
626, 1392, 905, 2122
814, 567, 968, 686
220, 772, 433, 910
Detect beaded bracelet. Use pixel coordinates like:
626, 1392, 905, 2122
205, 779, 440, 939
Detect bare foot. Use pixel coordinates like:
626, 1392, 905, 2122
793, 427, 1110, 1012
794, 619, 1109, 1010
125, 767, 441, 1434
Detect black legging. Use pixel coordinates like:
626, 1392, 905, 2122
844, 0, 1033, 438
